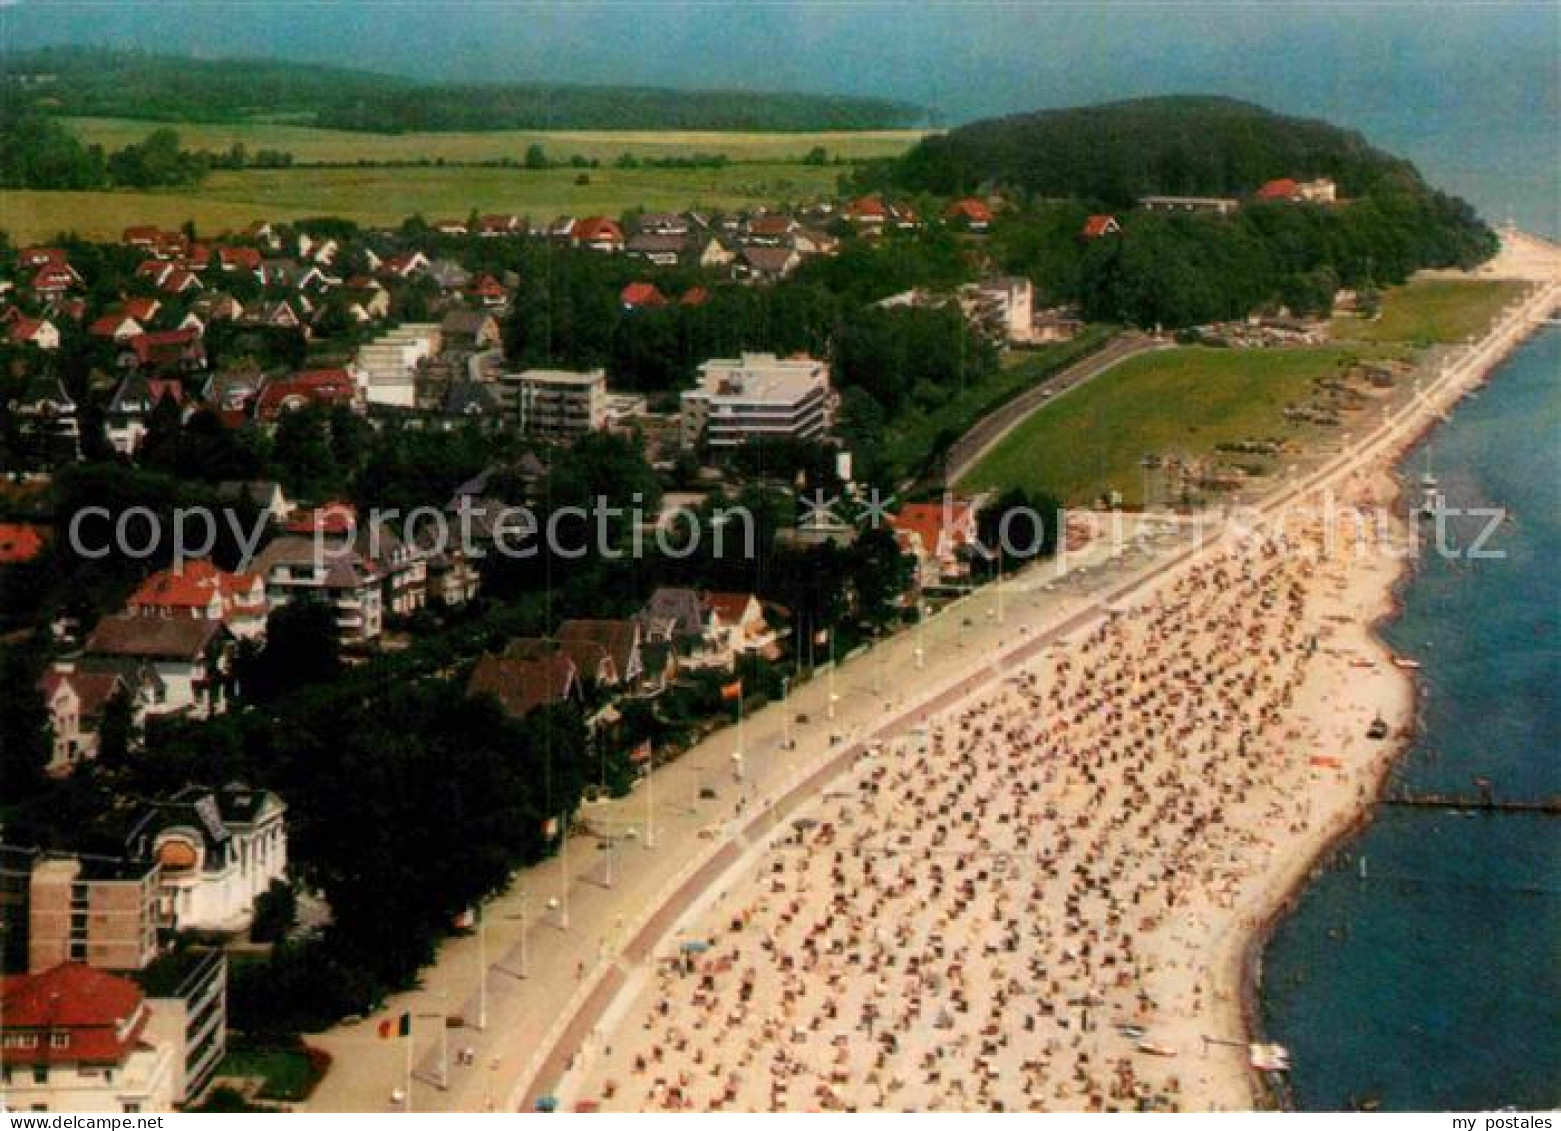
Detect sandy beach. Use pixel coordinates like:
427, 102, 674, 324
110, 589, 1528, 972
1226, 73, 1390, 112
305, 236, 1558, 1114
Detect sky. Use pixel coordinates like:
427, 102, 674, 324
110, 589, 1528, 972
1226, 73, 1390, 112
3, 1, 1558, 229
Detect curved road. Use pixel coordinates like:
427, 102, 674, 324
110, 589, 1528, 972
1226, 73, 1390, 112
942, 331, 1167, 486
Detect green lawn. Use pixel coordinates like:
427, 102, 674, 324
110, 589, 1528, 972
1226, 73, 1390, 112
0, 162, 850, 242
1331, 279, 1527, 345
958, 346, 1366, 506
63, 116, 925, 165
878, 327, 1116, 482
216, 1043, 325, 1102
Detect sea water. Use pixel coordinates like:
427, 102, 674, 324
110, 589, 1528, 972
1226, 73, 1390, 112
1260, 327, 1561, 1110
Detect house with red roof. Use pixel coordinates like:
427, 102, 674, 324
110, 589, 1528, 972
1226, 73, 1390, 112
621, 281, 668, 310
216, 246, 263, 273
157, 267, 202, 296
703, 591, 778, 656
382, 250, 430, 279
570, 216, 625, 253
680, 285, 710, 307
889, 498, 978, 587
29, 264, 81, 297
7, 315, 59, 350
19, 247, 69, 270
1256, 176, 1337, 204
253, 368, 358, 423
89, 312, 146, 342
0, 963, 180, 1112
122, 296, 162, 324
121, 329, 206, 376
945, 198, 993, 232
125, 558, 268, 640
0, 522, 47, 565
1081, 214, 1121, 239
466, 272, 509, 308
477, 213, 525, 237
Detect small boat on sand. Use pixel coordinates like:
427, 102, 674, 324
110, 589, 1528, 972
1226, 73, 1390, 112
1135, 1040, 1178, 1058
1392, 656, 1422, 670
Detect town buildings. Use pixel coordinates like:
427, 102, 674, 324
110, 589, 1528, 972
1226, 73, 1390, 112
504, 368, 608, 441
679, 353, 831, 449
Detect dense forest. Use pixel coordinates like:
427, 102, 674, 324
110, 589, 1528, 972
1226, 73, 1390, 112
882, 96, 1420, 202
1, 47, 925, 131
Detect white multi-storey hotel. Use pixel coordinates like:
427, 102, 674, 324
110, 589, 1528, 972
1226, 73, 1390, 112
680, 353, 830, 449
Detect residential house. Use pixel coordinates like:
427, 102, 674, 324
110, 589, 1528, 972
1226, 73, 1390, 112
7, 316, 59, 350
703, 591, 778, 656
569, 216, 625, 253
81, 616, 234, 719
0, 963, 180, 1112
440, 309, 501, 351
625, 231, 688, 266
476, 214, 525, 237
124, 559, 268, 641
889, 499, 979, 588
465, 272, 509, 309
250, 536, 384, 644
354, 323, 440, 408
215, 246, 263, 274
1081, 214, 1121, 239
944, 198, 993, 232
104, 372, 183, 455
120, 330, 206, 377
382, 251, 430, 279
0, 522, 47, 566
11, 373, 80, 457
738, 246, 801, 283
29, 264, 81, 298
1256, 176, 1337, 204
253, 368, 358, 423
467, 647, 580, 718
621, 282, 667, 309
36, 663, 130, 774
959, 276, 1036, 345
125, 783, 287, 934
636, 586, 731, 670
556, 618, 647, 692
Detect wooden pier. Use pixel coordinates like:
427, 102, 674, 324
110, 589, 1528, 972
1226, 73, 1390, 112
1382, 790, 1561, 815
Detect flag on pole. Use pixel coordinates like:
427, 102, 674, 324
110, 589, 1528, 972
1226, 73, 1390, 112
630, 740, 652, 764
378, 1011, 411, 1039
720, 679, 742, 702
541, 816, 560, 839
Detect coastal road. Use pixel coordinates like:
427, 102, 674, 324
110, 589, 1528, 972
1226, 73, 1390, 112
941, 331, 1167, 486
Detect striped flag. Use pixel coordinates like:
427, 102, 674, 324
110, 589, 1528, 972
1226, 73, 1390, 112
630, 740, 652, 764
720, 679, 742, 702
378, 1011, 411, 1039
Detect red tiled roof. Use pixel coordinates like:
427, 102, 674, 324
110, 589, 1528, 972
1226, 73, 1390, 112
1256, 177, 1300, 201
703, 591, 757, 624
127, 558, 260, 613
573, 216, 623, 245
1082, 214, 1119, 238
2, 964, 147, 1067
7, 316, 47, 345
945, 198, 993, 224
680, 286, 710, 307
255, 369, 356, 421
217, 246, 263, 271
468, 650, 577, 717
848, 195, 889, 220
620, 282, 666, 308
467, 273, 507, 296
0, 522, 46, 564
889, 500, 975, 558
283, 500, 357, 536
123, 297, 161, 322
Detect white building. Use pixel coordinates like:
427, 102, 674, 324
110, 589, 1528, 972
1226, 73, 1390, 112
126, 785, 287, 934
960, 277, 1036, 344
0, 964, 179, 1113
354, 322, 440, 408
502, 368, 608, 442
680, 353, 831, 449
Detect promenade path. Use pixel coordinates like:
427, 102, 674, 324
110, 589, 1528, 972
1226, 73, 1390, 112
306, 245, 1557, 1114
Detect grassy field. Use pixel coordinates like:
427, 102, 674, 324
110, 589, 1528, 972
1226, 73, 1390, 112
1331, 279, 1527, 345
879, 327, 1117, 481
64, 116, 927, 165
959, 346, 1366, 506
0, 162, 851, 242
216, 1043, 326, 1102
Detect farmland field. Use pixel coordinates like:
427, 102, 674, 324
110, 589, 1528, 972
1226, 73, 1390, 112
0, 163, 852, 243
958, 346, 1368, 506
63, 116, 927, 165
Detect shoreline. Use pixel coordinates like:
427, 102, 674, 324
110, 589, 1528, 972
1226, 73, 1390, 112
549, 271, 1557, 1112
303, 242, 1558, 1113
1233, 282, 1561, 1111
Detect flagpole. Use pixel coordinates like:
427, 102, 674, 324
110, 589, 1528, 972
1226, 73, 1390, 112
477, 906, 487, 1031
827, 634, 836, 721
645, 746, 656, 849
560, 811, 570, 930
404, 1014, 414, 1113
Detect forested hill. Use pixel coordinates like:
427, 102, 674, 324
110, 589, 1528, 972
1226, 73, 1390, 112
887, 96, 1421, 201
0, 47, 925, 132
